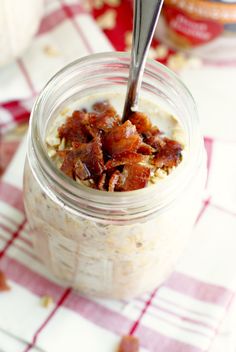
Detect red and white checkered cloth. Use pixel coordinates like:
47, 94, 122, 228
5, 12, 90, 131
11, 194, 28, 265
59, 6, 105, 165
1, 0, 236, 351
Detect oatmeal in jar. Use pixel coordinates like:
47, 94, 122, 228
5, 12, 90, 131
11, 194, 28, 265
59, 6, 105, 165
23, 53, 206, 299
46, 95, 185, 192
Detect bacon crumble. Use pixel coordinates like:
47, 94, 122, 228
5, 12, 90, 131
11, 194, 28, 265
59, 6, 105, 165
103, 120, 142, 157
49, 101, 183, 192
117, 164, 151, 191
129, 111, 152, 133
105, 152, 146, 170
118, 335, 140, 352
0, 271, 11, 292
108, 170, 121, 192
152, 138, 183, 169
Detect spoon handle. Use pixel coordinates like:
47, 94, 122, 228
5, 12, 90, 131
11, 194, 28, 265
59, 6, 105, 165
122, 0, 164, 121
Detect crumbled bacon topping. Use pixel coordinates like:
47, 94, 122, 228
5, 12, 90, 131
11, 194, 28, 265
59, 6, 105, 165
105, 152, 146, 170
152, 138, 183, 169
98, 173, 106, 191
58, 110, 89, 144
49, 101, 183, 192
137, 143, 155, 155
61, 137, 104, 178
0, 271, 11, 292
143, 126, 162, 149
118, 335, 140, 352
108, 170, 121, 192
103, 120, 142, 157
129, 111, 152, 133
117, 164, 151, 191
89, 101, 120, 133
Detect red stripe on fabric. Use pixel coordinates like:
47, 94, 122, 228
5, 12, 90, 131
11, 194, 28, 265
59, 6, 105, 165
23, 288, 71, 352
135, 325, 202, 352
154, 295, 216, 321
0, 212, 20, 227
19, 233, 33, 248
0, 219, 26, 259
129, 288, 158, 336
64, 292, 133, 334
2, 255, 133, 334
1, 256, 223, 352
0, 181, 24, 212
135, 299, 214, 334
0, 101, 30, 126
0, 114, 29, 128
0, 233, 38, 262
137, 297, 215, 330
207, 291, 236, 352
0, 140, 20, 174
195, 197, 211, 225
38, 4, 86, 35
59, 1, 94, 53
208, 136, 236, 144
0, 223, 16, 236
1, 256, 65, 299
204, 137, 214, 186
134, 301, 212, 339
165, 271, 234, 306
17, 59, 36, 96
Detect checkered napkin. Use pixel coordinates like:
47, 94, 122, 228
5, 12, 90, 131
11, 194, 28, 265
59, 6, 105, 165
1, 132, 236, 352
1, 1, 236, 352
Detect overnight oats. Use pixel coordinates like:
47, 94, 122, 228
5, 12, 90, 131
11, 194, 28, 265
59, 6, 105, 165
23, 52, 206, 299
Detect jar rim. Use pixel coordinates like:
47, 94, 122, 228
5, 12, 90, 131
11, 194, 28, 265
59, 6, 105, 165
29, 51, 204, 221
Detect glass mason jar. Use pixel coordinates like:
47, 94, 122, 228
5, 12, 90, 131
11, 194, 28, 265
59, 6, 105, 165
156, 0, 236, 65
23, 52, 206, 299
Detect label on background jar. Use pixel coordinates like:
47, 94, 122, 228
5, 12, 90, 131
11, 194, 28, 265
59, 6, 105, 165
163, 0, 236, 47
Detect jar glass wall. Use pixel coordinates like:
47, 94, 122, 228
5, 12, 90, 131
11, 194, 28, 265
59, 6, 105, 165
23, 52, 206, 299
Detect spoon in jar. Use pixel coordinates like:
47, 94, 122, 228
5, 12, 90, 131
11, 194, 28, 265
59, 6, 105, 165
122, 0, 164, 121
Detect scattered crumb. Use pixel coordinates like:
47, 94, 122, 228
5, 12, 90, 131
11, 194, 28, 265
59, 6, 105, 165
148, 45, 168, 60
148, 45, 169, 60
186, 56, 202, 69
41, 295, 54, 308
97, 9, 117, 30
43, 45, 60, 57
0, 271, 11, 292
136, 242, 142, 248
148, 47, 159, 60
167, 52, 188, 71
155, 44, 168, 60
118, 335, 140, 352
125, 31, 133, 48
167, 52, 202, 72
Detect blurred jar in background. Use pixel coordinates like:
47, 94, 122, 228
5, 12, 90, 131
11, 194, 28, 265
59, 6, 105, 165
0, 0, 44, 67
156, 0, 236, 64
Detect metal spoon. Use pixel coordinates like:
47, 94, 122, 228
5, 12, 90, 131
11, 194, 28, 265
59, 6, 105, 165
122, 0, 164, 121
